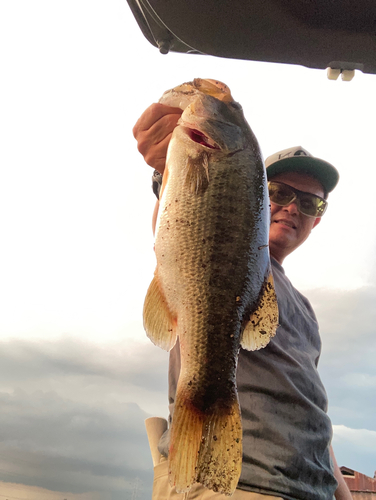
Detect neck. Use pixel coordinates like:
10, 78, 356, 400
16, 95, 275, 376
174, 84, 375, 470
269, 247, 285, 265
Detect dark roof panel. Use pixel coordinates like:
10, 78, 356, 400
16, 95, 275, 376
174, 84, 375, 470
127, 0, 376, 74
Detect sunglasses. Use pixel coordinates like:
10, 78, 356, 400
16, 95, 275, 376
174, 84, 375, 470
268, 181, 328, 218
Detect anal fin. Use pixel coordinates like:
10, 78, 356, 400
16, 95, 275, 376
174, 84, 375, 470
143, 272, 177, 351
241, 270, 279, 351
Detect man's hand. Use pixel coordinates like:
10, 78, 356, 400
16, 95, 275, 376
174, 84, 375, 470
133, 103, 182, 174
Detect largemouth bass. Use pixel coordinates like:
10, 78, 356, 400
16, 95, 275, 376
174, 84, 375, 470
143, 79, 279, 496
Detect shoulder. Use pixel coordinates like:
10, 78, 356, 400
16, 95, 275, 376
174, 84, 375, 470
271, 258, 317, 322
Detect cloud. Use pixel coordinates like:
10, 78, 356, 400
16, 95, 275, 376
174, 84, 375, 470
300, 285, 376, 476
332, 426, 376, 477
303, 285, 376, 431
0, 337, 169, 500
0, 336, 169, 414
0, 391, 151, 497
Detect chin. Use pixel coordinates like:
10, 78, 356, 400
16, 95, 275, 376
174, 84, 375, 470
270, 235, 295, 257
270, 229, 294, 246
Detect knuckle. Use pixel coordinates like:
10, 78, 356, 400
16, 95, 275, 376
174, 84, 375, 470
144, 149, 159, 168
137, 135, 149, 155
143, 151, 153, 166
132, 123, 140, 139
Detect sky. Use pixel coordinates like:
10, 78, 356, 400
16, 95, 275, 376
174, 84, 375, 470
0, 1, 375, 499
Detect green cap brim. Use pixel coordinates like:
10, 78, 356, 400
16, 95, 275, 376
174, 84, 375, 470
266, 156, 339, 194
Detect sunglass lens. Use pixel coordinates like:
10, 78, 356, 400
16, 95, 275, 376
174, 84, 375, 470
299, 195, 318, 217
268, 183, 295, 206
269, 182, 328, 217
299, 195, 327, 217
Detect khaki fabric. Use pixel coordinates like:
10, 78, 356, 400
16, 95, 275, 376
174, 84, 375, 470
152, 458, 283, 500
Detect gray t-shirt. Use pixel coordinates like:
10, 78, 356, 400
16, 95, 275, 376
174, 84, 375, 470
158, 259, 337, 500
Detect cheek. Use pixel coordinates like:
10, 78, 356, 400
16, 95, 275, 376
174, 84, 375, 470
270, 202, 280, 218
300, 218, 316, 237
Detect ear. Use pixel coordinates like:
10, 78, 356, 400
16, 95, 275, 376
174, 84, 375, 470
312, 217, 321, 229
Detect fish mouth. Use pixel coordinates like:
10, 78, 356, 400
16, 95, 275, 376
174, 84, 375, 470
182, 126, 220, 150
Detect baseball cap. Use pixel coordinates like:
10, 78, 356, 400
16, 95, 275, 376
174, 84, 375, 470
265, 146, 339, 195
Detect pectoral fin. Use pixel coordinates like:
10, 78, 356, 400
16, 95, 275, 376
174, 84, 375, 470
184, 152, 210, 195
241, 270, 279, 351
143, 272, 177, 351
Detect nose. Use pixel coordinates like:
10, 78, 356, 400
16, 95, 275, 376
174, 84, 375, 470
283, 200, 299, 216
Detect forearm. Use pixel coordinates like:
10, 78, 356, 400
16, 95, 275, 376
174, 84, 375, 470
330, 446, 353, 500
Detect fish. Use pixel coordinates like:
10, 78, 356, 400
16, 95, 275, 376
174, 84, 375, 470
143, 78, 279, 496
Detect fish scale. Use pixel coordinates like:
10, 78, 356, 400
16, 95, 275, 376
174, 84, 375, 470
143, 78, 279, 496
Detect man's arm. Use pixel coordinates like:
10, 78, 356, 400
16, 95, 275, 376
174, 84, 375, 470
330, 446, 353, 500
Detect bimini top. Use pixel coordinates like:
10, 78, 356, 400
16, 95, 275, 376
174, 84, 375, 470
126, 0, 376, 75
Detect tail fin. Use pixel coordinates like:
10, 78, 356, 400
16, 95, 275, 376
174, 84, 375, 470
196, 403, 242, 495
168, 387, 242, 496
168, 396, 203, 493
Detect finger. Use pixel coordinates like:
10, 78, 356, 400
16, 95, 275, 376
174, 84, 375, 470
146, 112, 181, 146
143, 133, 173, 173
133, 103, 182, 137
136, 113, 179, 160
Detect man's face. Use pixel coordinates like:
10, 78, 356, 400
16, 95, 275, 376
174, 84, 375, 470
268, 171, 325, 264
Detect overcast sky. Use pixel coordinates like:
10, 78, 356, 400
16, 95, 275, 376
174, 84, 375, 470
1, 1, 375, 499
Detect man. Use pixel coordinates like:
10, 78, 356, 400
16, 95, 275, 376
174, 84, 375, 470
133, 103, 352, 500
